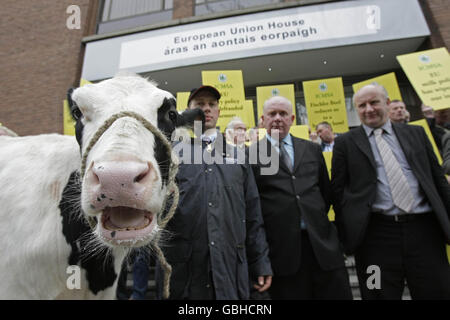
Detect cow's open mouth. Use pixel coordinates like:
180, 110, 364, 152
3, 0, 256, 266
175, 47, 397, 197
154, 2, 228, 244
99, 206, 156, 245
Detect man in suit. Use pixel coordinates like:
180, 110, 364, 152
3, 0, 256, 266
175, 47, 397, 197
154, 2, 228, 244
316, 121, 336, 152
331, 83, 450, 299
388, 100, 408, 124
250, 96, 352, 299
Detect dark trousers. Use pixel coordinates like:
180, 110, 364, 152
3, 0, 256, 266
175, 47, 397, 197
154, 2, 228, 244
269, 232, 353, 300
131, 253, 150, 300
116, 260, 130, 300
355, 212, 450, 300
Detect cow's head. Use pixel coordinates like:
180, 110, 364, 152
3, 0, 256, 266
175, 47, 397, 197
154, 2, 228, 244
69, 74, 202, 248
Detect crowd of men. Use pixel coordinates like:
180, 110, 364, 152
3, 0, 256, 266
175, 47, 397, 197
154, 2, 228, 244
3, 81, 448, 300
122, 83, 449, 300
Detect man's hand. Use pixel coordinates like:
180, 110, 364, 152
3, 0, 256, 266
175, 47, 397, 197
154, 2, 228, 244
253, 275, 272, 292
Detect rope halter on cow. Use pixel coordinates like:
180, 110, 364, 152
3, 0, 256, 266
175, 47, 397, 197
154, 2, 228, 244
79, 110, 179, 300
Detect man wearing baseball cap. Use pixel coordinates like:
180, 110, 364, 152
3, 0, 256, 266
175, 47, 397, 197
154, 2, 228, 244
155, 85, 273, 300
187, 85, 221, 136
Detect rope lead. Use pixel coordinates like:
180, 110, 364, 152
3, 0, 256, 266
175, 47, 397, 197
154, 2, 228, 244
79, 110, 179, 299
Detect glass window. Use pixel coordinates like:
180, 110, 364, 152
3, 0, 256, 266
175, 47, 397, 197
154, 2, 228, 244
164, 0, 173, 10
195, 0, 281, 17
101, 0, 173, 22
98, 0, 174, 34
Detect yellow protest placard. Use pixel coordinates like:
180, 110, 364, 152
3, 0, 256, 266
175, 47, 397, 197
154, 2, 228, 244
352, 72, 402, 101
61, 79, 92, 136
223, 100, 255, 133
448, 246, 450, 263
176, 92, 190, 112
322, 151, 335, 221
290, 125, 309, 140
397, 47, 450, 111
202, 70, 248, 131
241, 100, 256, 129
303, 77, 349, 133
79, 78, 92, 87
256, 84, 296, 122
408, 119, 443, 164
202, 70, 246, 99
63, 99, 75, 136
216, 99, 254, 131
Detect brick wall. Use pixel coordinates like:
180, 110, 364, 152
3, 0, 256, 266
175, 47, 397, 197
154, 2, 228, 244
1, 0, 447, 136
0, 0, 97, 136
419, 0, 450, 49
173, 0, 194, 20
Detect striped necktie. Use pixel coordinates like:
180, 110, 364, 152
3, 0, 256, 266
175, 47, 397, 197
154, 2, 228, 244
374, 128, 414, 212
279, 141, 293, 172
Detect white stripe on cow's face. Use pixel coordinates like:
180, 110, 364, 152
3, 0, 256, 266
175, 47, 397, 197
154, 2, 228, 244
81, 117, 164, 215
72, 75, 175, 247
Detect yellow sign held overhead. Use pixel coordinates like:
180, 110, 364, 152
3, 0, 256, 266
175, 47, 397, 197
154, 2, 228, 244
322, 151, 335, 221
289, 125, 309, 140
256, 84, 296, 123
241, 100, 256, 129
202, 70, 246, 99
397, 47, 450, 111
408, 119, 443, 164
176, 92, 190, 112
303, 77, 349, 133
61, 79, 92, 136
63, 99, 75, 136
201, 70, 250, 131
79, 78, 92, 87
352, 72, 402, 101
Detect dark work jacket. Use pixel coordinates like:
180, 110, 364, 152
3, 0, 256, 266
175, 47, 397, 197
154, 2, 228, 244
156, 133, 272, 300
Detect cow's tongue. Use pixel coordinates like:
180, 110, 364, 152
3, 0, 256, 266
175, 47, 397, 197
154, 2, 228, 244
103, 207, 149, 230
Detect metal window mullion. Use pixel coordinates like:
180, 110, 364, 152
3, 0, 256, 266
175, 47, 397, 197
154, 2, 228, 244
102, 0, 112, 21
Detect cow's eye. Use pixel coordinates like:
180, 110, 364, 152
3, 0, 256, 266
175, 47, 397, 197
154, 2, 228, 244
168, 110, 178, 124
71, 107, 83, 121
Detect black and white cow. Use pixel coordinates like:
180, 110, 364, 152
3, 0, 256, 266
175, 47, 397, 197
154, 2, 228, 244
0, 74, 201, 299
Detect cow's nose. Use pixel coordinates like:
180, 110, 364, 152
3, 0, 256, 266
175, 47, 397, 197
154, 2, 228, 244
92, 161, 150, 187
86, 161, 154, 209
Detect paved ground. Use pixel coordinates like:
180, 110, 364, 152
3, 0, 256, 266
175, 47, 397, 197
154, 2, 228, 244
117, 255, 412, 300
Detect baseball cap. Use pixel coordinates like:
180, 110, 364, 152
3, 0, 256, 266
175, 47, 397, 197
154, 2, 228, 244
187, 85, 221, 105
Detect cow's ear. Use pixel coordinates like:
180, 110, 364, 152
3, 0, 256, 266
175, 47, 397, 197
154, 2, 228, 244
67, 88, 82, 121
67, 87, 84, 148
176, 108, 205, 131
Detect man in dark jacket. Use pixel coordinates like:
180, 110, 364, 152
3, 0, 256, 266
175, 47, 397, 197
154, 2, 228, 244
156, 86, 272, 300
315, 121, 336, 152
